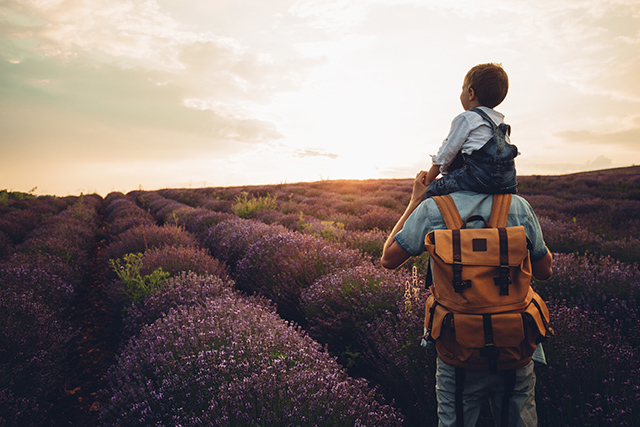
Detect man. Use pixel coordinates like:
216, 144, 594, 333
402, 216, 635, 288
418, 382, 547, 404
381, 170, 552, 426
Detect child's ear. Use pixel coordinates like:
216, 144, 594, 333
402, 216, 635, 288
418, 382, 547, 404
468, 87, 476, 100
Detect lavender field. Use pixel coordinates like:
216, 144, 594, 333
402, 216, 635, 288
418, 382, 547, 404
1, 166, 639, 426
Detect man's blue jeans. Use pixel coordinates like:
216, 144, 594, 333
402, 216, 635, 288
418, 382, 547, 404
435, 358, 538, 426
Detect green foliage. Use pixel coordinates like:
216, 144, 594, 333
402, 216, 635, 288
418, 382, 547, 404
0, 188, 37, 206
298, 212, 345, 242
232, 192, 278, 218
109, 253, 170, 307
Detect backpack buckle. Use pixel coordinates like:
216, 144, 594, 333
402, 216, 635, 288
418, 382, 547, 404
494, 266, 512, 295
452, 262, 471, 293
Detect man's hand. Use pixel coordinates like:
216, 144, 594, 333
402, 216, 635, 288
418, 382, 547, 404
411, 170, 430, 203
532, 250, 553, 280
381, 170, 429, 269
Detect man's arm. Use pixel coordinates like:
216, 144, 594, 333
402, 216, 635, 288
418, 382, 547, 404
381, 170, 429, 270
532, 250, 553, 280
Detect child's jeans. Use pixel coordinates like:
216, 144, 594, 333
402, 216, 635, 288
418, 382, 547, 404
425, 163, 516, 199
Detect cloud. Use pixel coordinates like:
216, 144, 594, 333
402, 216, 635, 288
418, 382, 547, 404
0, 55, 282, 150
295, 148, 339, 159
0, 0, 318, 164
585, 155, 613, 170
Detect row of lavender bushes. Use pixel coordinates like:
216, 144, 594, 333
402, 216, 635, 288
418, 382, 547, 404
0, 194, 102, 426
0, 191, 73, 258
150, 170, 640, 426
96, 192, 403, 425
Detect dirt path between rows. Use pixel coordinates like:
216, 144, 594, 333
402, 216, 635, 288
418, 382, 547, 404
49, 217, 121, 426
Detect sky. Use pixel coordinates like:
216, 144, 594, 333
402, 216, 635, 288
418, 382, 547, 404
1, 0, 639, 196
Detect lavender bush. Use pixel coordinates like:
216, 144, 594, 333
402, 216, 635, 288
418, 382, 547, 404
121, 272, 236, 339
536, 303, 640, 426
103, 195, 154, 236
533, 253, 640, 348
345, 206, 398, 232
128, 190, 165, 211
0, 261, 75, 314
340, 228, 387, 258
201, 198, 234, 213
147, 197, 179, 218
99, 294, 403, 426
102, 223, 198, 262
17, 225, 91, 272
0, 287, 77, 426
153, 200, 187, 225
0, 230, 13, 259
301, 264, 409, 352
539, 217, 640, 264
182, 209, 235, 234
160, 188, 207, 207
200, 218, 287, 273
235, 231, 364, 322
301, 264, 435, 425
139, 245, 229, 280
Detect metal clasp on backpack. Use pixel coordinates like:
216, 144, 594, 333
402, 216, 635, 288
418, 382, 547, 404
494, 265, 512, 296
452, 261, 471, 293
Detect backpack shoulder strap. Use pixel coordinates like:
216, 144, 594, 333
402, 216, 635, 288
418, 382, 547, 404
489, 194, 512, 228
432, 195, 464, 229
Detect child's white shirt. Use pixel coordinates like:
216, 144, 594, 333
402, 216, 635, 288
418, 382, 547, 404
431, 107, 510, 173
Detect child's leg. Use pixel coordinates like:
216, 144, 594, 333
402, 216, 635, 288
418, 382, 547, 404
424, 165, 478, 198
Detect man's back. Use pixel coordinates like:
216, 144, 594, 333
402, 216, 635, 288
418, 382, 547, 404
381, 172, 553, 427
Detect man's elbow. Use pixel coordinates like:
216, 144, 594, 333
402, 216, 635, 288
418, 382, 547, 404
380, 256, 396, 270
532, 251, 553, 280
380, 242, 410, 270
533, 269, 552, 281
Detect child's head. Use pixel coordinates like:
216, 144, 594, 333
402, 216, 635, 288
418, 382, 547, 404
463, 63, 509, 109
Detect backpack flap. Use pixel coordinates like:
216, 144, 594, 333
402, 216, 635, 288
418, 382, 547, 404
434, 310, 540, 371
425, 226, 533, 313
429, 226, 529, 267
454, 313, 525, 349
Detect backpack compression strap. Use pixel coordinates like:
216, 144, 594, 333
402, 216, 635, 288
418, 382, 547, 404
489, 194, 512, 228
432, 196, 470, 292
489, 194, 514, 294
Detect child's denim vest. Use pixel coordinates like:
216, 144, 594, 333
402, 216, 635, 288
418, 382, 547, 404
463, 107, 518, 193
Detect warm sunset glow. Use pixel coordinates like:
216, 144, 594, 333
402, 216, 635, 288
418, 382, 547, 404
2, 0, 639, 196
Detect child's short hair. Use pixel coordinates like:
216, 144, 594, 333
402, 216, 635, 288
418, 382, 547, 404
465, 63, 509, 108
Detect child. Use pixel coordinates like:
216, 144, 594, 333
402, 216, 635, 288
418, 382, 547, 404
423, 63, 519, 198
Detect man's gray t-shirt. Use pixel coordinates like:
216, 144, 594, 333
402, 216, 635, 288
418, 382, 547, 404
394, 191, 548, 261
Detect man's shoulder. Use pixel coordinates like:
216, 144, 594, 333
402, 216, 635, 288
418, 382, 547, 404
447, 191, 528, 202
445, 192, 533, 217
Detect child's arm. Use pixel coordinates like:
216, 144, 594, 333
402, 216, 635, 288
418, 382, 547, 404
423, 164, 441, 186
